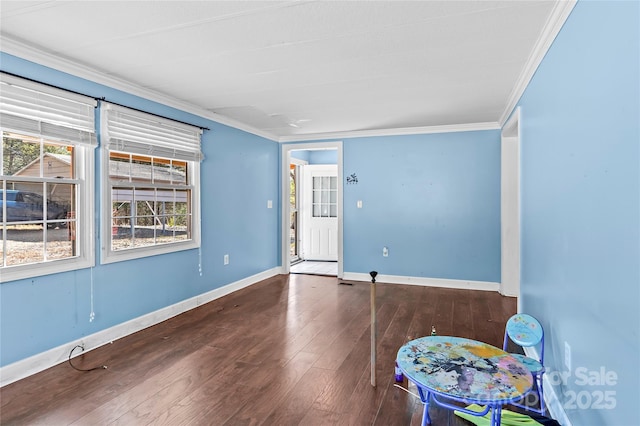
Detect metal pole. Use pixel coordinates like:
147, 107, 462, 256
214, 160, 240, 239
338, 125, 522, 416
369, 270, 378, 388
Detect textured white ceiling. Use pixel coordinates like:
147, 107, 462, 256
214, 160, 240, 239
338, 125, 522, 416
0, 1, 563, 140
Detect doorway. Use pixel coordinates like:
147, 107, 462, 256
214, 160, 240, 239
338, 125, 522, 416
281, 142, 343, 278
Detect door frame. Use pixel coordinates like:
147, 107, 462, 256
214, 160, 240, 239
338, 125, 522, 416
281, 141, 343, 278
501, 107, 521, 303
289, 157, 307, 263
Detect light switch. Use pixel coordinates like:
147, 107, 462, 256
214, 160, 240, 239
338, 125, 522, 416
267, 200, 273, 208
357, 200, 363, 208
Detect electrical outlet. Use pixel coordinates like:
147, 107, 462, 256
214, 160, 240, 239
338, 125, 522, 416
565, 341, 571, 371
224, 254, 229, 265
267, 200, 273, 208
357, 200, 363, 208
383, 247, 389, 257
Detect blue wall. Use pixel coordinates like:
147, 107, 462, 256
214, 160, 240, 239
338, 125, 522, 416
290, 149, 310, 163
290, 149, 337, 165
0, 53, 280, 366
514, 1, 639, 424
343, 131, 501, 281
288, 130, 502, 282
309, 149, 337, 165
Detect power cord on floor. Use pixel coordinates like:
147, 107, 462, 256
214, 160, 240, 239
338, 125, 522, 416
68, 345, 108, 372
393, 383, 420, 399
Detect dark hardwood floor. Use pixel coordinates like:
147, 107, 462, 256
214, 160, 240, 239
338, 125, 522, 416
1, 274, 519, 425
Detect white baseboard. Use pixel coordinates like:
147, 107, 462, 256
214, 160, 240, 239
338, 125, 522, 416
342, 272, 500, 292
523, 346, 572, 426
0, 267, 282, 387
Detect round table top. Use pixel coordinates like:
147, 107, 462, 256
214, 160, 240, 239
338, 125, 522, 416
396, 336, 533, 403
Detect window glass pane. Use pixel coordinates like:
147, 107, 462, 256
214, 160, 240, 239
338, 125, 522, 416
322, 205, 329, 217
112, 216, 133, 251
330, 190, 337, 203
135, 188, 156, 226
313, 204, 321, 217
172, 160, 188, 185
109, 152, 131, 180
176, 214, 190, 229
112, 188, 133, 218
330, 177, 337, 190
2, 182, 45, 225
46, 183, 73, 228
322, 176, 330, 189
112, 187, 132, 251
321, 190, 328, 203
5, 226, 44, 266
43, 142, 74, 179
2, 132, 40, 176
46, 226, 74, 260
312, 176, 320, 190
313, 190, 320, 203
330, 205, 337, 217
133, 217, 156, 248
155, 219, 174, 245
157, 189, 175, 212
174, 225, 190, 242
174, 191, 189, 217
153, 158, 172, 184
131, 155, 152, 182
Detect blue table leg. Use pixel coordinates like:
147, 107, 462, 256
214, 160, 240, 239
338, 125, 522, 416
417, 387, 432, 426
490, 405, 502, 426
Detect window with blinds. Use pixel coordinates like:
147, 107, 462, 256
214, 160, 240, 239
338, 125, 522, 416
0, 73, 97, 282
100, 103, 203, 263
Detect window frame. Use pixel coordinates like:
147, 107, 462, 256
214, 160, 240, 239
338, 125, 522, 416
0, 132, 95, 282
99, 106, 202, 264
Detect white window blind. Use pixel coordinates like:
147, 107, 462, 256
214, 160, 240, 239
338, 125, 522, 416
102, 103, 203, 162
0, 73, 97, 146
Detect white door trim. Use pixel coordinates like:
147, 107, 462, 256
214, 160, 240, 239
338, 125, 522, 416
290, 157, 307, 262
281, 142, 343, 278
501, 107, 521, 303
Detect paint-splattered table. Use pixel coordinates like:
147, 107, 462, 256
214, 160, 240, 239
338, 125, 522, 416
396, 336, 533, 426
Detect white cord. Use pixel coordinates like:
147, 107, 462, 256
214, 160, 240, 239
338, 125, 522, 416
89, 267, 95, 322
394, 383, 420, 399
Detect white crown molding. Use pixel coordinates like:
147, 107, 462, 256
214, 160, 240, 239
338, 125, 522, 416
342, 272, 500, 292
0, 36, 280, 142
0, 267, 282, 387
499, 0, 578, 126
279, 121, 501, 143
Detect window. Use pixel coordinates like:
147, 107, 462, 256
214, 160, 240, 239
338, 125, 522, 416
312, 176, 337, 217
100, 103, 203, 263
0, 74, 97, 282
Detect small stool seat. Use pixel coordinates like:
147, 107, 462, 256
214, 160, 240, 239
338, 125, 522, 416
505, 314, 543, 347
503, 313, 546, 415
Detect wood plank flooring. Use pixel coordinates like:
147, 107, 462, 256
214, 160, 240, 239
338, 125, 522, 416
1, 274, 519, 425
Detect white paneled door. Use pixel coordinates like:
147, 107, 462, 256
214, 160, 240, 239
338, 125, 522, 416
302, 165, 338, 261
